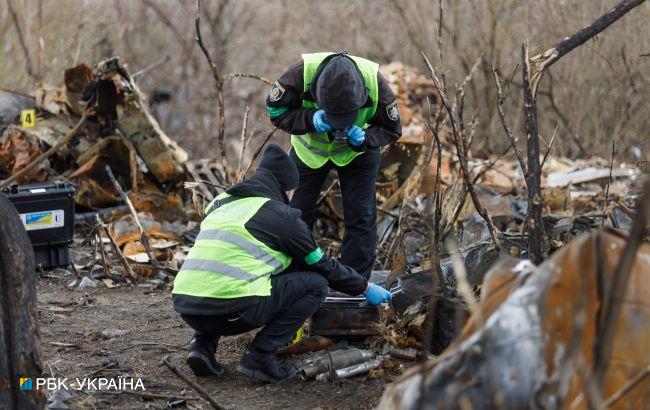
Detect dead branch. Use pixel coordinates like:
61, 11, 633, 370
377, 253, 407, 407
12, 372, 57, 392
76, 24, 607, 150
96, 216, 137, 282
422, 51, 501, 253
592, 178, 650, 393
224, 72, 273, 85
243, 127, 277, 177
132, 55, 171, 81
493, 67, 527, 177
96, 227, 110, 276
602, 364, 650, 408
603, 140, 616, 215
195, 0, 227, 173
317, 179, 339, 207
447, 240, 482, 324
97, 390, 201, 402
105, 165, 163, 276
160, 356, 224, 409
522, 43, 545, 264
472, 145, 512, 185
0, 115, 88, 187
540, 122, 558, 170
527, 0, 645, 95
236, 106, 250, 181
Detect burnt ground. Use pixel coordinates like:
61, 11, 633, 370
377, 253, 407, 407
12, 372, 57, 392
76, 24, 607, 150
37, 272, 406, 410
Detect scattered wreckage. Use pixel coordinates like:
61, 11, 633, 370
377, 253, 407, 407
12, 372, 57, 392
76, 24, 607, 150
1, 57, 647, 403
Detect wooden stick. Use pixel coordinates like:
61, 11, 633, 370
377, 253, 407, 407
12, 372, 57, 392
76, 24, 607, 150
160, 356, 224, 410
492, 67, 527, 177
97, 216, 138, 282
0, 115, 87, 187
603, 364, 650, 408
540, 122, 558, 170
96, 226, 110, 276
243, 127, 277, 177
593, 178, 650, 392
105, 165, 162, 276
236, 106, 250, 181
97, 390, 201, 402
224, 72, 272, 85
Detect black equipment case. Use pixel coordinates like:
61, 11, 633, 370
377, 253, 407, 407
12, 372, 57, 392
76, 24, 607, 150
1, 181, 75, 269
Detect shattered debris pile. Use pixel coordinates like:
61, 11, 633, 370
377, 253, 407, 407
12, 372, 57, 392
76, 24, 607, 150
1, 57, 647, 401
0, 57, 194, 284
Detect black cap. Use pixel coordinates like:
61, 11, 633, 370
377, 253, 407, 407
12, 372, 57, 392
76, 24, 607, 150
258, 144, 299, 191
312, 55, 367, 130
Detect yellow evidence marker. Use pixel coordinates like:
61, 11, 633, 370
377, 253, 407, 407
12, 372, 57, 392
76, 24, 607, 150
21, 109, 36, 128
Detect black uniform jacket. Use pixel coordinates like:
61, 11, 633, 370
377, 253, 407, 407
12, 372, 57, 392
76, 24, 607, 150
266, 57, 402, 151
172, 169, 369, 316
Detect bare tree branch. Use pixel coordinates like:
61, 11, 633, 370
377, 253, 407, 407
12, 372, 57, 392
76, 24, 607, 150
236, 106, 250, 181
243, 127, 277, 177
527, 0, 646, 95
493, 66, 527, 177
223, 72, 272, 85
195, 0, 227, 175
422, 51, 501, 253
592, 178, 650, 396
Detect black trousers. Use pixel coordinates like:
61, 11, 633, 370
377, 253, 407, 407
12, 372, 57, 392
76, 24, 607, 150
181, 271, 328, 353
289, 148, 381, 279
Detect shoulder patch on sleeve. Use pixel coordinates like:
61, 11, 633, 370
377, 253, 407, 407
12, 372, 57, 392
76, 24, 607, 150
269, 81, 286, 102
386, 100, 400, 121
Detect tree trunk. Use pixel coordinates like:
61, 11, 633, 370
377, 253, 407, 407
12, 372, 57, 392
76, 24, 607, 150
0, 194, 46, 409
522, 44, 545, 265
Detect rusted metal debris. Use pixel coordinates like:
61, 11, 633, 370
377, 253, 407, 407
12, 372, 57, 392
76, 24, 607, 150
378, 229, 650, 409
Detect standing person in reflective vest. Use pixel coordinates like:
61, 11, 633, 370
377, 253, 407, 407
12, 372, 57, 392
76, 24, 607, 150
172, 144, 392, 383
266, 52, 402, 279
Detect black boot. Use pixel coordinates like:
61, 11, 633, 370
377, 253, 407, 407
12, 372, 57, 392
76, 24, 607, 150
186, 335, 224, 377
236, 347, 297, 383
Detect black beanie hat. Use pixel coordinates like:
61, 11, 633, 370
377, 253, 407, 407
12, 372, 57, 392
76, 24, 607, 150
258, 144, 299, 191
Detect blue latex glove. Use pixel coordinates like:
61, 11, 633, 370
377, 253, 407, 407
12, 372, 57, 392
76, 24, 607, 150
363, 283, 392, 305
312, 109, 333, 133
347, 125, 365, 147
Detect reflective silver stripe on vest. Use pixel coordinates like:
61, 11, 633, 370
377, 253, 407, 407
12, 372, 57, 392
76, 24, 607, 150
294, 134, 330, 156
180, 258, 261, 282
311, 133, 330, 144
196, 229, 284, 272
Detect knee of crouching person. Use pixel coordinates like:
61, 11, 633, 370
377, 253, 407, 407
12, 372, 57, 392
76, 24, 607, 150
308, 273, 329, 302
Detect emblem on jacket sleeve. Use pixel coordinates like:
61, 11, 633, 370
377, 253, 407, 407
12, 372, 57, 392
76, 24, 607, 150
269, 81, 286, 102
386, 100, 400, 121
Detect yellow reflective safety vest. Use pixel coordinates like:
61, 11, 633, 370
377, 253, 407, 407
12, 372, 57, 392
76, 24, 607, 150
291, 52, 379, 169
172, 193, 292, 299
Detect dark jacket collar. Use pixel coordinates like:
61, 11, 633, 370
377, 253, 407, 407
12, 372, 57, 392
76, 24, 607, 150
225, 168, 289, 204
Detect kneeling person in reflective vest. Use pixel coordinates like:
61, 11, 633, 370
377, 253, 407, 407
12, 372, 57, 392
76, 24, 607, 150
172, 144, 392, 383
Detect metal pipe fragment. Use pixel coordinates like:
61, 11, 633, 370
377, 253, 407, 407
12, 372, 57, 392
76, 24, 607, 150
299, 349, 375, 380
389, 348, 418, 361
315, 358, 382, 382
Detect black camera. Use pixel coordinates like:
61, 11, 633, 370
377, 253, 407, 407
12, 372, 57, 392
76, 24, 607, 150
330, 128, 349, 144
